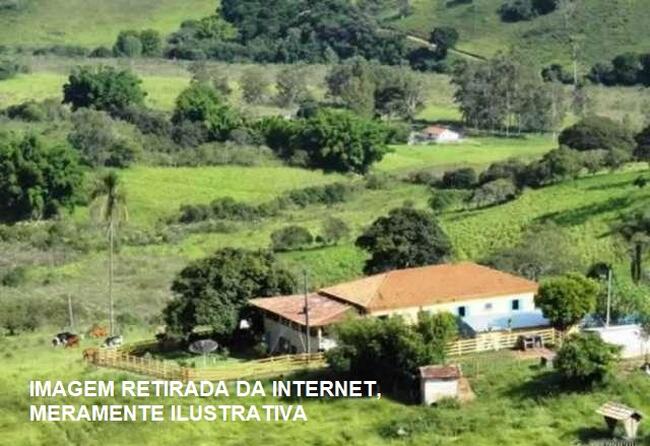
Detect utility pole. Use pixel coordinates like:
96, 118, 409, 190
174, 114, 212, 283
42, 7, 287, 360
605, 267, 613, 327
303, 269, 311, 357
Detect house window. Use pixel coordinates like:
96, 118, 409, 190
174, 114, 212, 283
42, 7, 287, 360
511, 299, 520, 311
457, 306, 467, 317
484, 303, 493, 311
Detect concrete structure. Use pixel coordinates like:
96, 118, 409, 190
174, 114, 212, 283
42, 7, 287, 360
419, 365, 461, 405
409, 125, 461, 145
250, 262, 546, 354
586, 324, 650, 359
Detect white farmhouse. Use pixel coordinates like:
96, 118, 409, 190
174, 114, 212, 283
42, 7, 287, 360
250, 262, 547, 354
410, 125, 461, 145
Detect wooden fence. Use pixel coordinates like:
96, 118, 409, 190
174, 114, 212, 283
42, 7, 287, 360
83, 347, 325, 381
446, 328, 558, 357
85, 327, 558, 380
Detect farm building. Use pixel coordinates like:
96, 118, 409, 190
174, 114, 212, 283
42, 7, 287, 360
409, 125, 461, 144
419, 364, 462, 405
250, 262, 547, 354
585, 324, 650, 359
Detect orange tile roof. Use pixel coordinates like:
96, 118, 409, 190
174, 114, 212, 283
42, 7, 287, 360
249, 293, 354, 327
423, 125, 449, 136
320, 262, 538, 312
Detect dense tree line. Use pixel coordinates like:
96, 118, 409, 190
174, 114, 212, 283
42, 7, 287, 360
163, 0, 407, 65
498, 0, 558, 22
588, 52, 650, 87
451, 55, 566, 134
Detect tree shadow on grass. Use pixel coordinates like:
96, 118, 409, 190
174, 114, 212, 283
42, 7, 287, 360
584, 179, 635, 191
534, 196, 632, 227
505, 368, 574, 402
574, 426, 616, 444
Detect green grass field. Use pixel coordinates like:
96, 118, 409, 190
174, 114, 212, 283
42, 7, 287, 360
389, 0, 650, 67
1, 331, 648, 446
378, 135, 555, 173
0, 0, 214, 48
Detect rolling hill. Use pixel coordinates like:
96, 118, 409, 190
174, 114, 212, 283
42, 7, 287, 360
384, 0, 650, 67
0, 0, 214, 47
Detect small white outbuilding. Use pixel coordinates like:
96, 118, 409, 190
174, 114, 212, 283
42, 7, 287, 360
419, 364, 462, 405
585, 324, 650, 359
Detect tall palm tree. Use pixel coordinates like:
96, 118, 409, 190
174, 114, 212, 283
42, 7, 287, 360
91, 171, 128, 336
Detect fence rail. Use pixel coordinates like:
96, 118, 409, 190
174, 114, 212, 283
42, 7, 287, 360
446, 328, 557, 357
83, 348, 325, 381
85, 328, 558, 380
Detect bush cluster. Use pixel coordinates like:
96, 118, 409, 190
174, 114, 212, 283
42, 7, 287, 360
177, 182, 356, 224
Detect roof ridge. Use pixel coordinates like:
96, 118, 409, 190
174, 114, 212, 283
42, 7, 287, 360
367, 270, 392, 308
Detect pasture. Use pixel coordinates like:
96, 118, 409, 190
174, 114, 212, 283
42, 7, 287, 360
0, 0, 214, 47
389, 0, 650, 67
1, 331, 648, 446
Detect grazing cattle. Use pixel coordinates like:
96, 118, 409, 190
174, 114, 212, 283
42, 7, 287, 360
52, 332, 76, 347
102, 335, 123, 348
89, 325, 108, 338
64, 335, 80, 348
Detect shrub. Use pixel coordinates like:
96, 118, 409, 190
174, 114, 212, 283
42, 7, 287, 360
284, 183, 353, 208
469, 178, 519, 208
559, 116, 635, 153
270, 225, 314, 251
0, 59, 22, 80
1, 266, 27, 287
32, 45, 87, 57
479, 158, 527, 186
89, 46, 113, 58
210, 197, 265, 220
113, 106, 171, 137
63, 65, 146, 112
441, 167, 477, 189
320, 217, 350, 245
113, 31, 143, 57
68, 108, 140, 168
555, 332, 621, 387
326, 316, 434, 395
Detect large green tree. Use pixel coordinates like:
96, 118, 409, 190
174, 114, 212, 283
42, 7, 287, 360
356, 207, 452, 274
559, 116, 635, 153
294, 109, 389, 174
0, 135, 83, 223
534, 273, 599, 332
164, 248, 296, 336
172, 83, 240, 141
63, 66, 146, 112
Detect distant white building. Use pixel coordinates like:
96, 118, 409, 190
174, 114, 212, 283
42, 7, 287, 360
250, 262, 547, 354
409, 125, 461, 145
